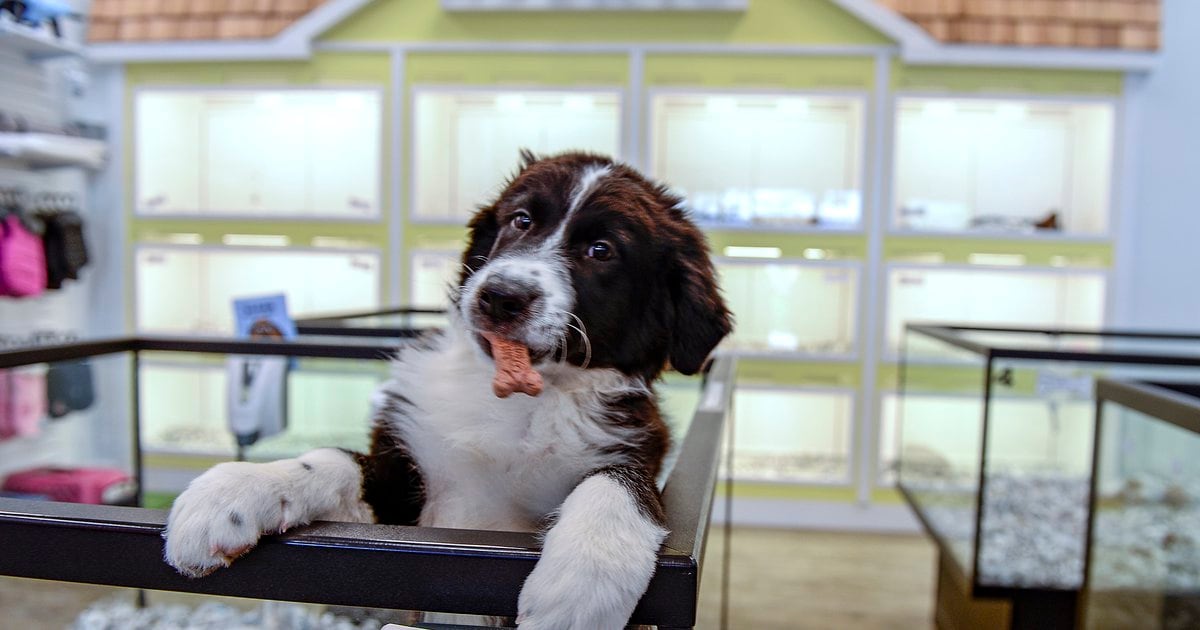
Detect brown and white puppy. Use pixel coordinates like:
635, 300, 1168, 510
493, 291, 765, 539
163, 151, 732, 629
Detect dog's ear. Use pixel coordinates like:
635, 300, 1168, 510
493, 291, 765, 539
667, 228, 733, 375
458, 205, 499, 287
518, 148, 539, 169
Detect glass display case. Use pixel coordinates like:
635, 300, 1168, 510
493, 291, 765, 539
135, 245, 382, 335
717, 258, 859, 357
412, 88, 622, 222
727, 386, 855, 484
650, 91, 865, 230
0, 336, 734, 628
1083, 380, 1200, 630
140, 357, 386, 463
410, 249, 461, 308
897, 325, 1200, 629
885, 264, 1107, 357
892, 96, 1115, 236
135, 89, 383, 218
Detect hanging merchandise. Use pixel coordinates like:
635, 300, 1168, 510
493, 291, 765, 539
0, 369, 46, 440
37, 194, 89, 289
0, 189, 47, 298
46, 359, 94, 418
226, 295, 295, 449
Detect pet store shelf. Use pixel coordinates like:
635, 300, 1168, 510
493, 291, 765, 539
0, 18, 82, 61
0, 133, 107, 170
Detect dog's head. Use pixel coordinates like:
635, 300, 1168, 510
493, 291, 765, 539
455, 151, 732, 381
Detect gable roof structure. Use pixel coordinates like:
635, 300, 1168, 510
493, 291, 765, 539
83, 0, 1161, 71
878, 0, 1160, 50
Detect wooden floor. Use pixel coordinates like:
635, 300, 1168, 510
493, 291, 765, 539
0, 527, 936, 629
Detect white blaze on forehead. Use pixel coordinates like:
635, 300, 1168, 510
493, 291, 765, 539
568, 164, 612, 218
543, 163, 611, 252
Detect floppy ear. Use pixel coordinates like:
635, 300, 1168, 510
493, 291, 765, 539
458, 205, 499, 287
668, 236, 733, 375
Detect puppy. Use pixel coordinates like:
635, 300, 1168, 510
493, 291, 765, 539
164, 151, 732, 629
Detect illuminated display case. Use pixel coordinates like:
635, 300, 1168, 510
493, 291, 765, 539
716, 258, 859, 357
134, 89, 383, 218
134, 245, 381, 335
727, 386, 855, 484
412, 88, 623, 222
650, 91, 866, 230
140, 358, 385, 461
892, 96, 1116, 236
1083, 380, 1200, 630
898, 325, 1200, 627
410, 250, 461, 309
884, 264, 1107, 358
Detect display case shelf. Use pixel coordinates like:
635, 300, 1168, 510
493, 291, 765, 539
412, 88, 623, 223
410, 249, 461, 309
1084, 380, 1200, 630
134, 245, 382, 335
897, 325, 1200, 629
885, 264, 1107, 359
724, 385, 855, 485
650, 91, 866, 231
892, 96, 1116, 238
717, 257, 859, 358
0, 132, 106, 170
134, 89, 383, 219
0, 18, 81, 61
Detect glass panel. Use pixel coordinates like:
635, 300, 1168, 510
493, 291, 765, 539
898, 334, 988, 579
886, 266, 1107, 358
411, 250, 461, 309
413, 89, 622, 221
136, 246, 382, 334
1086, 399, 1200, 629
135, 90, 382, 218
717, 260, 858, 356
893, 97, 1115, 236
140, 353, 389, 465
977, 361, 1200, 591
954, 328, 1200, 360
651, 92, 865, 230
0, 355, 135, 506
726, 387, 854, 484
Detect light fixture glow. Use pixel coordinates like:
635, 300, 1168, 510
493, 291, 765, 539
221, 234, 290, 247
724, 246, 782, 259
968, 253, 1026, 266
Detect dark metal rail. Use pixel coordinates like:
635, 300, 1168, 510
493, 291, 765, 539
0, 336, 733, 628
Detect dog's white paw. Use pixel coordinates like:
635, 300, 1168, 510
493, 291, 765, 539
163, 461, 293, 578
516, 474, 667, 630
517, 556, 638, 630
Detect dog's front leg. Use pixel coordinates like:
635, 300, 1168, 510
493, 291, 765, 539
517, 465, 668, 630
163, 448, 372, 577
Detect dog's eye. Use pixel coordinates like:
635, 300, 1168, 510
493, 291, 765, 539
587, 241, 613, 261
511, 212, 532, 231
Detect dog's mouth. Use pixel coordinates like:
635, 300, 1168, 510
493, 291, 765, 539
475, 332, 552, 364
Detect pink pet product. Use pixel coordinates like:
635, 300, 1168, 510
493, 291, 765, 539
2, 467, 135, 505
0, 214, 47, 297
0, 370, 46, 440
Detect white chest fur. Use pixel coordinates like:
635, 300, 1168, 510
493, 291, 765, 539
375, 332, 646, 532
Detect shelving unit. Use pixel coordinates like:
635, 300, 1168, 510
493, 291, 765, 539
0, 132, 106, 170
101, 0, 1152, 533
0, 18, 82, 62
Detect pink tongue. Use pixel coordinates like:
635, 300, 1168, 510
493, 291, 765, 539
484, 333, 544, 398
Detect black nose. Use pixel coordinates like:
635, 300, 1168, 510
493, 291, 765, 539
478, 286, 536, 322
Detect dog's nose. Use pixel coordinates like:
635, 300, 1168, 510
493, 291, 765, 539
478, 286, 536, 322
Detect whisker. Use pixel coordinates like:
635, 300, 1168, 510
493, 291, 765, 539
564, 312, 592, 370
